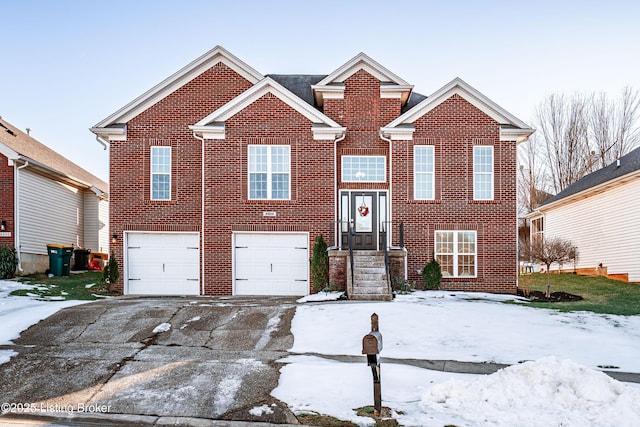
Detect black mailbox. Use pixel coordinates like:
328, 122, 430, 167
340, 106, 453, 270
362, 313, 383, 417
362, 331, 383, 355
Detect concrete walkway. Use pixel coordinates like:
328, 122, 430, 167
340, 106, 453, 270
1, 296, 638, 426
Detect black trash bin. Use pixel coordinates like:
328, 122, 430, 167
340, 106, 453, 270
73, 248, 91, 271
46, 244, 74, 276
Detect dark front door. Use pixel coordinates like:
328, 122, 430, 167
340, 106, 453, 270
350, 192, 377, 250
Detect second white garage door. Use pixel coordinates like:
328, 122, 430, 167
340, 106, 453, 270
126, 232, 200, 295
234, 233, 309, 296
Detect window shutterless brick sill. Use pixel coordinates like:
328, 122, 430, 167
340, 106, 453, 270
468, 200, 501, 204
145, 200, 178, 205
409, 199, 442, 204
243, 199, 295, 204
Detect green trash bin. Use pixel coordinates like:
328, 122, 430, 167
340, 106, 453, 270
47, 244, 74, 276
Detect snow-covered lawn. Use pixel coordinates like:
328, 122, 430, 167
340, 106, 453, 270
274, 291, 640, 426
2, 281, 640, 426
0, 280, 86, 364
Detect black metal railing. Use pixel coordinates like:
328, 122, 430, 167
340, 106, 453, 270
347, 221, 354, 297
326, 219, 346, 250
380, 221, 405, 249
327, 220, 405, 250
380, 225, 392, 295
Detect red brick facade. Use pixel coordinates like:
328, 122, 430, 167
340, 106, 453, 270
98, 48, 530, 295
392, 95, 518, 292
0, 153, 14, 248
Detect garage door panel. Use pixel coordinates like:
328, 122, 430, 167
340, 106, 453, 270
234, 233, 309, 296
126, 233, 200, 295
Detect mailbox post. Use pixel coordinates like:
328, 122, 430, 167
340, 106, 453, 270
362, 313, 383, 416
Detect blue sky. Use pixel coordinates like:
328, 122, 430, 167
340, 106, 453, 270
2, 0, 639, 181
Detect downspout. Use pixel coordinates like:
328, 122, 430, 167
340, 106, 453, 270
15, 160, 29, 272
193, 131, 206, 296
95, 135, 109, 150
333, 132, 346, 249
379, 131, 406, 281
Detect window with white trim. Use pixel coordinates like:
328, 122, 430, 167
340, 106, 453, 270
342, 156, 386, 182
248, 145, 290, 200
473, 146, 494, 200
531, 216, 544, 246
414, 145, 435, 200
151, 146, 171, 200
435, 231, 477, 277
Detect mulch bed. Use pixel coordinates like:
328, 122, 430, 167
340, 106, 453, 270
518, 289, 584, 302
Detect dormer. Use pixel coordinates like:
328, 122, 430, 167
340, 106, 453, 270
311, 53, 413, 108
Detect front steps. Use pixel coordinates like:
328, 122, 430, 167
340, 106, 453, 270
347, 251, 393, 301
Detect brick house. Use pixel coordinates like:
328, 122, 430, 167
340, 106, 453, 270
91, 46, 533, 297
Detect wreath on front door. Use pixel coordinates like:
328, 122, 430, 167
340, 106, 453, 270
358, 198, 369, 217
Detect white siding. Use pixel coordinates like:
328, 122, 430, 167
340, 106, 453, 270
83, 191, 99, 251
98, 198, 109, 253
19, 169, 83, 254
544, 178, 640, 282
82, 192, 109, 253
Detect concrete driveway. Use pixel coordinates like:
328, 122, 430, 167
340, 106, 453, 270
0, 296, 300, 426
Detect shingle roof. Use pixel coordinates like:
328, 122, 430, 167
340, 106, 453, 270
539, 146, 640, 207
267, 73, 428, 114
0, 117, 108, 194
266, 74, 326, 107
402, 91, 428, 114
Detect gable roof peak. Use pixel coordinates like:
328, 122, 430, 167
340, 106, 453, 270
312, 52, 413, 107
316, 52, 410, 86
190, 76, 345, 141
92, 45, 263, 131
383, 77, 534, 143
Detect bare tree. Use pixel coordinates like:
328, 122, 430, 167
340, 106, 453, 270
517, 134, 552, 214
531, 237, 577, 297
613, 86, 640, 160
590, 87, 640, 170
535, 88, 640, 194
536, 93, 591, 193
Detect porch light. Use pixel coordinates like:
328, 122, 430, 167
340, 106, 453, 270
111, 234, 118, 244
0, 220, 6, 231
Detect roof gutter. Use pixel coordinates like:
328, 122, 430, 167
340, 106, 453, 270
15, 155, 104, 193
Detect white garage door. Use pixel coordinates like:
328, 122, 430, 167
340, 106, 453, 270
234, 233, 309, 296
126, 233, 200, 295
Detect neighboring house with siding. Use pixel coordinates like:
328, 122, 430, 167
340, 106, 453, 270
0, 117, 109, 274
91, 46, 533, 297
527, 146, 640, 282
